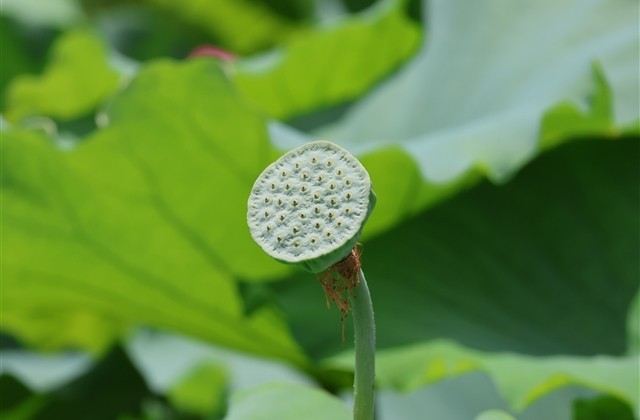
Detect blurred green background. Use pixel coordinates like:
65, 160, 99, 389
1, 0, 639, 419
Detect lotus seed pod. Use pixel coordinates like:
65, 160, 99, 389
247, 140, 376, 273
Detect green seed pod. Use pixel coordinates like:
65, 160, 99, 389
247, 140, 376, 273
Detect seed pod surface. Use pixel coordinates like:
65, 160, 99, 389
247, 141, 375, 273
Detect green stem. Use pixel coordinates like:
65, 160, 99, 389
352, 268, 375, 420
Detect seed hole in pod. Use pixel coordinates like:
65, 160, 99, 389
314, 222, 321, 229
301, 185, 307, 192
337, 169, 343, 176
330, 198, 337, 206
317, 175, 323, 182
346, 193, 351, 199
311, 157, 317, 163
277, 236, 282, 242
266, 225, 272, 232
345, 179, 352, 186
314, 207, 320, 214
285, 184, 290, 190
270, 183, 276, 190
264, 197, 269, 203
327, 160, 333, 167
328, 212, 334, 219
293, 227, 300, 234
277, 198, 283, 205
294, 242, 300, 247
302, 173, 309, 180
295, 162, 300, 169
279, 215, 285, 221
326, 231, 332, 237
281, 171, 287, 177
264, 211, 269, 217
313, 193, 320, 200
311, 238, 316, 244
329, 183, 335, 190
345, 208, 350, 214
300, 213, 306, 219
337, 221, 342, 227
292, 199, 298, 206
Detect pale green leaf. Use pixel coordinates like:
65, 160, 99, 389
0, 0, 82, 28
273, 0, 639, 186
2, 59, 305, 364
4, 30, 121, 122
326, 340, 639, 414
224, 383, 351, 420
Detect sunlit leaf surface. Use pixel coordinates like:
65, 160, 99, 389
2, 60, 305, 364
4, 30, 120, 123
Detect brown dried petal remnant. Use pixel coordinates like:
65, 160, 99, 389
317, 245, 362, 343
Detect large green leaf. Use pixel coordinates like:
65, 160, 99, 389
271, 137, 638, 405
2, 59, 306, 364
232, 0, 421, 120
224, 383, 351, 420
275, 137, 638, 358
273, 0, 639, 186
4, 30, 121, 123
